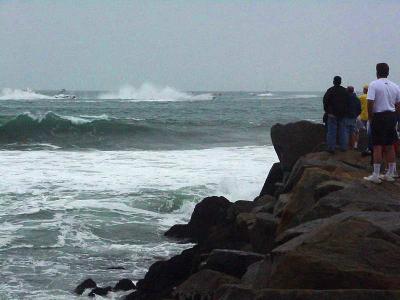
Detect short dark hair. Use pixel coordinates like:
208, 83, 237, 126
376, 63, 389, 78
333, 76, 341, 86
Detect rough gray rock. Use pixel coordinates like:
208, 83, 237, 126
202, 249, 264, 278
173, 270, 239, 300
270, 217, 400, 289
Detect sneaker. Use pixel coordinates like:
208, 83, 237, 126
379, 174, 395, 182
364, 175, 382, 184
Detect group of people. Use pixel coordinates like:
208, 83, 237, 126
323, 63, 400, 184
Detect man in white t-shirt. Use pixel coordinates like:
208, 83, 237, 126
364, 63, 400, 183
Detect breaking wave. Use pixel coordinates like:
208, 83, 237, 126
0, 88, 52, 100
99, 83, 214, 101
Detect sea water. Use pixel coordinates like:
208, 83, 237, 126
0, 85, 323, 299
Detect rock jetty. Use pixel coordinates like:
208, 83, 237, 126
76, 120, 400, 300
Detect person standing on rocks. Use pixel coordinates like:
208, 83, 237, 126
364, 63, 400, 183
323, 76, 349, 153
344, 86, 361, 149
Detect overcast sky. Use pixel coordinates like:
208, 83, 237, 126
0, 0, 399, 91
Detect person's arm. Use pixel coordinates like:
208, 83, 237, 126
367, 84, 374, 121
323, 89, 330, 113
368, 100, 374, 121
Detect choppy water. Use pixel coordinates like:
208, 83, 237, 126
0, 86, 323, 299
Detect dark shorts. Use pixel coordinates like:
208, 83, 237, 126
371, 111, 398, 146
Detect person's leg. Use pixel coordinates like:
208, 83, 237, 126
338, 118, 348, 151
365, 116, 382, 183
326, 116, 337, 152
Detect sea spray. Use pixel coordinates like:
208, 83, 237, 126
99, 83, 214, 101
0, 88, 52, 100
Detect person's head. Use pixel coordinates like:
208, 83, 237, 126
333, 76, 342, 86
347, 86, 354, 94
363, 84, 368, 94
376, 63, 389, 78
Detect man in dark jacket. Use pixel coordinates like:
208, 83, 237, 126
344, 86, 362, 148
323, 76, 350, 153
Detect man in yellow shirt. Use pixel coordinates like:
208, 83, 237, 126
359, 85, 369, 126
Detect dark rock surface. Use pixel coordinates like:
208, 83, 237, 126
217, 288, 400, 300
241, 257, 272, 289
74, 278, 97, 295
173, 269, 239, 300
270, 121, 325, 172
113, 278, 136, 291
88, 286, 112, 297
259, 162, 283, 197
131, 247, 197, 299
165, 196, 231, 242
271, 217, 400, 289
202, 249, 264, 278
235, 212, 277, 253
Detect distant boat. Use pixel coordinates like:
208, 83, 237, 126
54, 89, 77, 99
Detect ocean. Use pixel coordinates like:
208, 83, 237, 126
0, 85, 323, 299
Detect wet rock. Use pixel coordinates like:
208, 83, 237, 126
270, 217, 400, 289
88, 286, 112, 297
165, 196, 231, 242
259, 162, 283, 197
74, 278, 97, 295
271, 121, 325, 172
236, 213, 277, 253
135, 247, 197, 298
272, 194, 290, 218
173, 270, 239, 300
202, 249, 264, 278
114, 278, 136, 291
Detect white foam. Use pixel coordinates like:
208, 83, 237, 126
100, 83, 214, 101
257, 92, 274, 97
0, 88, 52, 100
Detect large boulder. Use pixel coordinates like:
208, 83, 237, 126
270, 217, 400, 289
202, 249, 264, 278
131, 247, 198, 299
165, 196, 231, 242
270, 121, 325, 172
236, 212, 277, 253
173, 270, 239, 300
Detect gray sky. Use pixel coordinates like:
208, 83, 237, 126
1, 0, 399, 91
